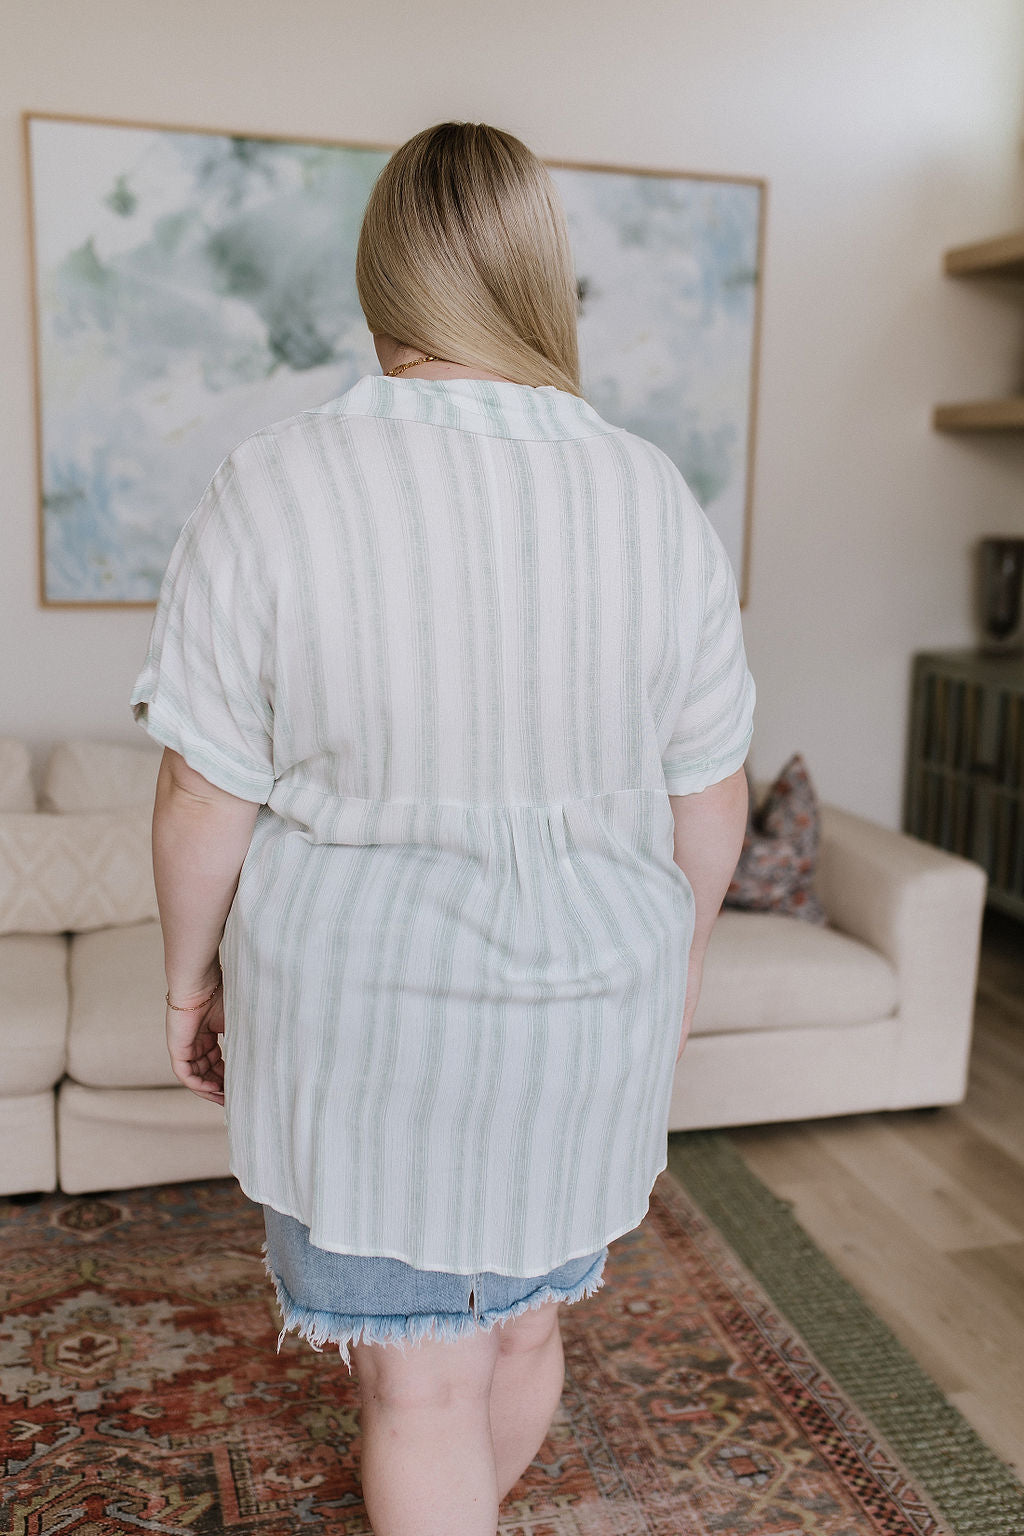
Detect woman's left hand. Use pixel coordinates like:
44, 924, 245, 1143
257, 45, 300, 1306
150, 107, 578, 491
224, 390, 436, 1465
165, 973, 226, 1105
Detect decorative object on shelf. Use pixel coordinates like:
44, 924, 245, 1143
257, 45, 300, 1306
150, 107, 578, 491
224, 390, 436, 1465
977, 537, 1024, 656
904, 649, 1024, 920
933, 228, 1024, 433
724, 752, 827, 924
24, 112, 765, 607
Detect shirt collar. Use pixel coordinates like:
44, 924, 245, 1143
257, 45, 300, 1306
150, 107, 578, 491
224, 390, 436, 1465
314, 374, 622, 442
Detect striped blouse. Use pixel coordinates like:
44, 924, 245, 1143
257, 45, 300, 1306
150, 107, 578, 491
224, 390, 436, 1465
131, 374, 755, 1277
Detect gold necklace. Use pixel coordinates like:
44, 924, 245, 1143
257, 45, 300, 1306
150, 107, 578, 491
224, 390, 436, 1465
385, 353, 454, 377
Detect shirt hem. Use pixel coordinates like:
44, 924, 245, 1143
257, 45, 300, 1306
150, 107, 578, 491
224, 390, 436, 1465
231, 1159, 666, 1279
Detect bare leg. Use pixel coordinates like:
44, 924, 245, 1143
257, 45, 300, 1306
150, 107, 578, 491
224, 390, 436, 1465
352, 1324, 501, 1536
488, 1301, 565, 1501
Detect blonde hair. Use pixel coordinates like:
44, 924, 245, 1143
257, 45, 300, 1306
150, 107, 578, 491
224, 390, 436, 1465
356, 122, 582, 396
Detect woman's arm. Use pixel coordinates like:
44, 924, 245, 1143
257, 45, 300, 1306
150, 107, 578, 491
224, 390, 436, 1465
670, 765, 749, 1061
151, 747, 261, 1104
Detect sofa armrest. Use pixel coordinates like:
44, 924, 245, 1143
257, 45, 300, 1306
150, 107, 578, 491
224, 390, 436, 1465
815, 803, 988, 1104
816, 804, 987, 960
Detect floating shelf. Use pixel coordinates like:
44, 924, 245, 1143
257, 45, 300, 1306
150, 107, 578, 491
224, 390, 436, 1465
934, 230, 1024, 432
944, 230, 1024, 278
933, 397, 1024, 432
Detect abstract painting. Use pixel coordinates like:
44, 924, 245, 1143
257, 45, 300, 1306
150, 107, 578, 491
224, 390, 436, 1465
551, 160, 763, 599
26, 114, 764, 605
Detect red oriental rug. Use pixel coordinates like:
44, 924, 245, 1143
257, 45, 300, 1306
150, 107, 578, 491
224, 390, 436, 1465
0, 1170, 948, 1535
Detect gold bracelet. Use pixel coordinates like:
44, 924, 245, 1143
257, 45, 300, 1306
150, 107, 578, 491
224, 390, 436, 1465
166, 979, 222, 1012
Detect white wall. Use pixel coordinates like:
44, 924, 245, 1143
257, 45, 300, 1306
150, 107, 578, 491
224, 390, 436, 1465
3, 0, 1024, 823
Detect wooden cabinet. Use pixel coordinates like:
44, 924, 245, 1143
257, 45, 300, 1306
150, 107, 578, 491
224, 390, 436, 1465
933, 230, 1024, 433
904, 650, 1024, 918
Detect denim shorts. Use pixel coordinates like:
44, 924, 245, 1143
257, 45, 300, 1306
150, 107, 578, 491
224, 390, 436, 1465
261, 1205, 608, 1370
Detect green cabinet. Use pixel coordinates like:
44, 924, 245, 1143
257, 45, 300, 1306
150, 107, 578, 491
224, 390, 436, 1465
904, 650, 1024, 919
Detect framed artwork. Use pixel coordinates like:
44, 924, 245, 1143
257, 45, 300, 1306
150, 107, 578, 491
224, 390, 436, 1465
550, 158, 764, 604
24, 113, 765, 607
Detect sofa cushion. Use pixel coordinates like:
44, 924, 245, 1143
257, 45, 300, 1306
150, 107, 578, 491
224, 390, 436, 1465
0, 1090, 58, 1194
691, 909, 898, 1034
65, 912, 900, 1080
0, 807, 157, 934
68, 920, 175, 1088
0, 932, 69, 1091
42, 739, 162, 813
0, 740, 35, 812
57, 1083, 230, 1194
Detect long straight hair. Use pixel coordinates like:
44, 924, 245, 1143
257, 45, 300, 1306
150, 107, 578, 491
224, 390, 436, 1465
356, 122, 582, 396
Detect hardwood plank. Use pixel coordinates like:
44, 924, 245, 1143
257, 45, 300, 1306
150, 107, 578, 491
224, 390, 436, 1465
803, 1118, 1021, 1252
957, 1067, 1024, 1166
948, 1243, 1024, 1331
727, 1120, 850, 1191
881, 1109, 1024, 1232
967, 1038, 1023, 1087
977, 911, 1024, 989
973, 981, 1024, 1041
745, 1161, 968, 1395
765, 1163, 1024, 1412
726, 917, 1024, 1470
977, 960, 1024, 1012
957, 1007, 1024, 1165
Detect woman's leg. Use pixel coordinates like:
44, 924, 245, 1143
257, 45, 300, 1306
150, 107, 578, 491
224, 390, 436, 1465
488, 1300, 565, 1501
351, 1299, 566, 1529
352, 1324, 502, 1536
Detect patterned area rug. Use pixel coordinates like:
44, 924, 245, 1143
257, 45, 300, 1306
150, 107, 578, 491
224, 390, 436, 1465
0, 1170, 950, 1535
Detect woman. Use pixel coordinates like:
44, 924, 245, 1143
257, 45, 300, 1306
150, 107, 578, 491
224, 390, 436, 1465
132, 121, 753, 1536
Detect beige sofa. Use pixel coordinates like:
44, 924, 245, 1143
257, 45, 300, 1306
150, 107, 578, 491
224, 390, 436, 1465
0, 738, 988, 1197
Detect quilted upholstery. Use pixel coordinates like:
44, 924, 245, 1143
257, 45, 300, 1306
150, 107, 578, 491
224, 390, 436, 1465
0, 739, 35, 812
42, 739, 161, 813
0, 807, 157, 935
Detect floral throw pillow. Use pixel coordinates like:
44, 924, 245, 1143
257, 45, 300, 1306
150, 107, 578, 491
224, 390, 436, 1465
723, 753, 827, 924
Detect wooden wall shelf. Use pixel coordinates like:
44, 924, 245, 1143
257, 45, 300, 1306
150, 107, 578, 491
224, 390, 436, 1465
934, 397, 1024, 432
935, 228, 1024, 431
944, 229, 1024, 278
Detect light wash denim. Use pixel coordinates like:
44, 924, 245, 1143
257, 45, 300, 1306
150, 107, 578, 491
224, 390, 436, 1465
262, 1205, 608, 1370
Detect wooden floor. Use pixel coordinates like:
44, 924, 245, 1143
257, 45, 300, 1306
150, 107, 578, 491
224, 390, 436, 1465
728, 906, 1024, 1477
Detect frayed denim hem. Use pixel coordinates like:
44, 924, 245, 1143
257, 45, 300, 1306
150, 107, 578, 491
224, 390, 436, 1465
260, 1243, 607, 1372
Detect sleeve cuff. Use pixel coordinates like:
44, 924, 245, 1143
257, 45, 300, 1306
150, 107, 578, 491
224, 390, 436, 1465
663, 729, 752, 796
131, 699, 274, 804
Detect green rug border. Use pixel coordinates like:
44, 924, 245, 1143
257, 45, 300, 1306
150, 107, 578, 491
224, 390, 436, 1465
667, 1129, 1024, 1536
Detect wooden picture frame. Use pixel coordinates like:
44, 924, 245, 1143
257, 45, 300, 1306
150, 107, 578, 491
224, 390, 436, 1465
24, 112, 765, 606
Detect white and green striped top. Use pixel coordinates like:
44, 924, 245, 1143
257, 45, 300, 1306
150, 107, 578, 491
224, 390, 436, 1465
131, 374, 755, 1277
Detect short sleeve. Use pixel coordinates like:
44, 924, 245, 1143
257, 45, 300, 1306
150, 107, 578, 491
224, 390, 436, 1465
662, 514, 755, 795
130, 451, 276, 803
